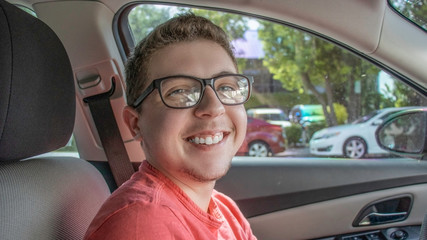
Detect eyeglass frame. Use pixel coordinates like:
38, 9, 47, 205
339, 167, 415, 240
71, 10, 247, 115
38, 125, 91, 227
131, 73, 254, 109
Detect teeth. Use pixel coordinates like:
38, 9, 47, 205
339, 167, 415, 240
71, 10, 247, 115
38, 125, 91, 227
189, 133, 224, 145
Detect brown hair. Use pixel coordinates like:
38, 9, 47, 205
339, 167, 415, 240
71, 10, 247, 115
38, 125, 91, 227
125, 13, 237, 108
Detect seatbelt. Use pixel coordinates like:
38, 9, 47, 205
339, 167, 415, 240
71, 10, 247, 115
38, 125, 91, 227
83, 77, 135, 187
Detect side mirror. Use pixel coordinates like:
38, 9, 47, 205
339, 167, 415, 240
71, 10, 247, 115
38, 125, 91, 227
375, 108, 427, 160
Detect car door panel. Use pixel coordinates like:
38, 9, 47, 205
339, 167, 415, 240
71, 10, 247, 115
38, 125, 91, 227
215, 157, 427, 239
248, 184, 426, 239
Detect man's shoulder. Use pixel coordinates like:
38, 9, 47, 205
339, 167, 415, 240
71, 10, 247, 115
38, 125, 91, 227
102, 167, 182, 214
84, 202, 189, 240
84, 166, 183, 237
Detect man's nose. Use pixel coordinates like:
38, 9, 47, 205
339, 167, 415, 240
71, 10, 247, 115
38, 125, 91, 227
194, 86, 225, 118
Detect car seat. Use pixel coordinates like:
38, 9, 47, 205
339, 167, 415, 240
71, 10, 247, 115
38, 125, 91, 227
0, 1, 110, 239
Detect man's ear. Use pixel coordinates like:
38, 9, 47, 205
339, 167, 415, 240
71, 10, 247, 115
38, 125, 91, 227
123, 106, 142, 141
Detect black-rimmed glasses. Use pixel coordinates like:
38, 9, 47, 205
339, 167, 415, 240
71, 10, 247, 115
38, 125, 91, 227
131, 74, 254, 109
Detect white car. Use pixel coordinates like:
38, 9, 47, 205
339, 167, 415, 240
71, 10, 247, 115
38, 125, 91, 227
310, 107, 419, 158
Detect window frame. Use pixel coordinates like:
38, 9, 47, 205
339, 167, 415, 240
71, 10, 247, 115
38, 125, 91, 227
113, 2, 426, 97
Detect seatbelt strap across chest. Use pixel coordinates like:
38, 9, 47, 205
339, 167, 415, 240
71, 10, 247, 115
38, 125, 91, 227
83, 77, 135, 187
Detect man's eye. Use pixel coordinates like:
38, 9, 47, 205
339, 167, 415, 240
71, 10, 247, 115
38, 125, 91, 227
165, 86, 200, 99
167, 88, 188, 97
217, 85, 236, 92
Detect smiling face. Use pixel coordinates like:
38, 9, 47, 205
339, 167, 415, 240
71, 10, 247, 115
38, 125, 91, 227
125, 39, 247, 184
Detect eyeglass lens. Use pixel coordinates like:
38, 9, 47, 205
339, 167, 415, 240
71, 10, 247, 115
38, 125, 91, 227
159, 75, 250, 108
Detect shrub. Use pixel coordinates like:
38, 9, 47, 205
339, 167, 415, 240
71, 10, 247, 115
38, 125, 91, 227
285, 124, 302, 146
305, 121, 327, 140
333, 103, 348, 125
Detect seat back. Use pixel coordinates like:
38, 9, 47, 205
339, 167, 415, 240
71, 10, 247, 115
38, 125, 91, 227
0, 1, 110, 239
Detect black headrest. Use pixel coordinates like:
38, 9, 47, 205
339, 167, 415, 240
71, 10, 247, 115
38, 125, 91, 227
0, 0, 75, 161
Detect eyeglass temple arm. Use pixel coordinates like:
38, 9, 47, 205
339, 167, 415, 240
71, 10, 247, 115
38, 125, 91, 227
132, 83, 155, 108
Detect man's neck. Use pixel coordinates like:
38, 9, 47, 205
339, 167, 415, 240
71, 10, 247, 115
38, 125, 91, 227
176, 180, 216, 212
147, 160, 216, 212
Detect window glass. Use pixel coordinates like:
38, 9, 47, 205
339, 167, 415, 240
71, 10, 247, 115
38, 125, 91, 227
17, 5, 37, 17
56, 136, 79, 157
388, 0, 427, 31
126, 4, 426, 160
35, 135, 79, 158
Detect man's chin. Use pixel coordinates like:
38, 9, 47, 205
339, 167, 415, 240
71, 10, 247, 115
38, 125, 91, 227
182, 163, 232, 183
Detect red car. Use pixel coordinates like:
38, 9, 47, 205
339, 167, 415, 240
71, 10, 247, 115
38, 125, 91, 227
237, 117, 286, 157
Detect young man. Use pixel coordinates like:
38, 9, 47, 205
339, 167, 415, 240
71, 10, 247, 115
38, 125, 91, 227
85, 13, 257, 240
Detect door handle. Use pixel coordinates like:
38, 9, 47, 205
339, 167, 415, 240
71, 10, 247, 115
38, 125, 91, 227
353, 195, 412, 227
358, 212, 408, 226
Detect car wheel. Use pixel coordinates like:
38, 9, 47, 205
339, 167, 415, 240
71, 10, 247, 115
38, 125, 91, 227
343, 137, 367, 159
248, 141, 272, 157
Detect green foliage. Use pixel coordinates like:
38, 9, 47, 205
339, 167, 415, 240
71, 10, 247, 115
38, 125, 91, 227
389, 0, 427, 30
56, 136, 78, 152
305, 122, 327, 140
285, 124, 302, 146
380, 80, 427, 108
126, 4, 423, 127
245, 91, 316, 111
236, 58, 247, 73
333, 103, 348, 124
190, 9, 249, 40
128, 5, 173, 43
284, 122, 326, 146
128, 5, 249, 45
257, 19, 383, 126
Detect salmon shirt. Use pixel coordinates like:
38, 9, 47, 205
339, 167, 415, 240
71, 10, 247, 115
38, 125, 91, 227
84, 161, 257, 240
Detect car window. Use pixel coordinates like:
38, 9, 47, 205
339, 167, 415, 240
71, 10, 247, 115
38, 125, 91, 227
34, 135, 79, 158
352, 110, 380, 124
57, 136, 79, 157
388, 0, 427, 31
124, 3, 426, 160
17, 5, 37, 17
269, 114, 285, 121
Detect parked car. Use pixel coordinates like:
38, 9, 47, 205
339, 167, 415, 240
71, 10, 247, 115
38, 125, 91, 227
246, 108, 291, 129
289, 104, 325, 125
237, 117, 286, 157
309, 107, 419, 158
2, 0, 427, 240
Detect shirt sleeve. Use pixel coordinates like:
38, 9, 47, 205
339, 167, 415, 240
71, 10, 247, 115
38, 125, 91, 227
85, 202, 192, 240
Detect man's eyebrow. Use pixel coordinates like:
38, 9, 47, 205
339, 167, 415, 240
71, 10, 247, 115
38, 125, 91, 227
212, 70, 238, 78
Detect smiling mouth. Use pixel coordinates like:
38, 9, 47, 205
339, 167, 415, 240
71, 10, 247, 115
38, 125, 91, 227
187, 132, 225, 145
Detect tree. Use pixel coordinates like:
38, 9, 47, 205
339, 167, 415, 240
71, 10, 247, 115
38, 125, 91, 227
189, 9, 248, 40
381, 81, 427, 108
128, 6, 249, 71
257, 20, 381, 126
128, 5, 173, 43
390, 0, 427, 30
128, 5, 248, 47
